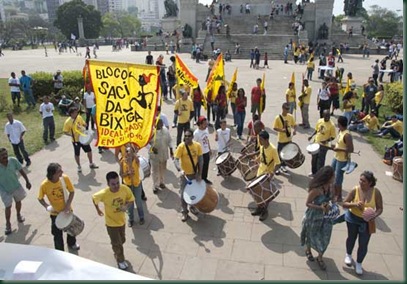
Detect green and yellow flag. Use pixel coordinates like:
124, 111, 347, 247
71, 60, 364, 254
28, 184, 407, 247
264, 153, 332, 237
175, 54, 199, 89
226, 67, 238, 99
204, 53, 225, 102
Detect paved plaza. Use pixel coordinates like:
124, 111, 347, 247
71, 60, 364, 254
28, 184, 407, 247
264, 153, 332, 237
0, 46, 404, 280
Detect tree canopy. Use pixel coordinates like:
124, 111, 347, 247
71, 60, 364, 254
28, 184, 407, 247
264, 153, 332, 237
101, 12, 141, 38
365, 5, 402, 39
54, 0, 102, 39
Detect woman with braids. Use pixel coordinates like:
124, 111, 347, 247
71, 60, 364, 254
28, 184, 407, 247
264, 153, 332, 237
300, 166, 335, 270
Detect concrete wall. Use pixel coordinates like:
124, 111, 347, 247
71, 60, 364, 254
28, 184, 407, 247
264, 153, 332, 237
179, 0, 198, 37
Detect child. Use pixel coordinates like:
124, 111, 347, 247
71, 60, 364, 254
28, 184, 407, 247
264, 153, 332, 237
215, 119, 231, 176
264, 52, 269, 68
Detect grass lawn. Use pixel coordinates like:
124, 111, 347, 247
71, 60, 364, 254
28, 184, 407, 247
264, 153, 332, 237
0, 78, 72, 156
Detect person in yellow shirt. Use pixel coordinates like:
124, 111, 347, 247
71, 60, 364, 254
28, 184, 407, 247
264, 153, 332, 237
174, 129, 203, 222
376, 115, 403, 139
63, 107, 98, 173
331, 116, 354, 202
285, 82, 296, 114
92, 171, 135, 270
245, 130, 280, 221
38, 163, 80, 251
348, 111, 379, 133
273, 102, 296, 174
174, 89, 194, 146
299, 78, 312, 128
308, 110, 336, 176
229, 82, 238, 127
373, 84, 384, 117
342, 84, 357, 126
306, 57, 315, 81
119, 145, 145, 226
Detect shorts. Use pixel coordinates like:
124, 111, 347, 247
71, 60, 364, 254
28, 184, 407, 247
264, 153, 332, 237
0, 186, 27, 208
11, 92, 21, 101
72, 142, 92, 156
331, 95, 340, 109
251, 103, 260, 114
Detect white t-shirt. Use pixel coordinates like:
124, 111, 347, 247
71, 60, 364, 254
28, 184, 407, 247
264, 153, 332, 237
216, 128, 231, 153
9, 76, 20, 92
193, 128, 210, 154
160, 113, 169, 129
83, 91, 95, 108
39, 102, 54, 118
5, 119, 26, 144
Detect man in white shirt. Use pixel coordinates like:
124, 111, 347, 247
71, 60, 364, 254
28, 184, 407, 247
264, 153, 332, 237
193, 116, 212, 184
215, 119, 231, 154
8, 72, 21, 107
39, 95, 55, 144
4, 113, 31, 167
83, 86, 96, 130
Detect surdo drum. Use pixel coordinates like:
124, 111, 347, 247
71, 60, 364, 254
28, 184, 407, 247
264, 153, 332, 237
306, 143, 320, 155
55, 212, 85, 236
280, 142, 305, 169
392, 156, 403, 182
215, 152, 237, 176
236, 155, 259, 181
241, 143, 256, 156
183, 180, 219, 213
138, 156, 151, 180
79, 130, 94, 145
247, 174, 280, 205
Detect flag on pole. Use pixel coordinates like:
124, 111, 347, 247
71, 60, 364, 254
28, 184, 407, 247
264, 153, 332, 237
175, 54, 198, 89
226, 68, 238, 99
260, 72, 266, 114
290, 72, 296, 97
204, 53, 225, 102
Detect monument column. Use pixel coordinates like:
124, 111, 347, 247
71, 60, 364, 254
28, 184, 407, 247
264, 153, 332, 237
179, 0, 198, 38
314, 0, 334, 42
77, 15, 85, 39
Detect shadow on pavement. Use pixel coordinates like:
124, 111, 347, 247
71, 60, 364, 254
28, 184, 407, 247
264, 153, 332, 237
75, 170, 102, 192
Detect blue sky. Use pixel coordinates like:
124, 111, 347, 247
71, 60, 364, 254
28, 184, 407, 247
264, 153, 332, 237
198, 0, 403, 16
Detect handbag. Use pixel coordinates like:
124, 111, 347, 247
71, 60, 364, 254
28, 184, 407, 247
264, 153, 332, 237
324, 202, 340, 220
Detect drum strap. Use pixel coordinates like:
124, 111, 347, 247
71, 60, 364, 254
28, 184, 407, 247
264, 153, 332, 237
60, 176, 69, 204
261, 147, 274, 166
185, 144, 198, 174
279, 115, 291, 137
71, 116, 78, 143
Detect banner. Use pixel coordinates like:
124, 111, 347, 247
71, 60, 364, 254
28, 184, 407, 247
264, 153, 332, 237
175, 54, 198, 89
204, 53, 224, 102
86, 60, 160, 148
260, 72, 266, 113
226, 68, 238, 99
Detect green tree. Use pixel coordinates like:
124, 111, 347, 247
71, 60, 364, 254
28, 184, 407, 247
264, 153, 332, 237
101, 12, 141, 38
128, 6, 139, 17
54, 0, 102, 39
366, 5, 402, 39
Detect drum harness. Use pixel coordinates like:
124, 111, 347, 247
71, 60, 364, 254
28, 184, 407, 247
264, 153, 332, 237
279, 115, 291, 138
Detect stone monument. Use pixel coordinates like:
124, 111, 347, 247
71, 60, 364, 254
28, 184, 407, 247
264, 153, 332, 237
341, 0, 364, 34
161, 0, 181, 32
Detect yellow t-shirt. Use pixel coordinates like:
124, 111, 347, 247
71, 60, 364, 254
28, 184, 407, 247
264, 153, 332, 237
63, 115, 86, 142
314, 118, 336, 145
307, 61, 315, 70
174, 141, 202, 175
257, 144, 281, 176
349, 186, 377, 218
229, 89, 237, 104
391, 120, 403, 136
343, 97, 356, 112
38, 175, 74, 216
334, 130, 351, 162
174, 98, 194, 124
362, 115, 379, 131
374, 91, 383, 105
120, 158, 140, 186
92, 185, 135, 227
302, 86, 312, 104
286, 88, 296, 102
273, 114, 296, 143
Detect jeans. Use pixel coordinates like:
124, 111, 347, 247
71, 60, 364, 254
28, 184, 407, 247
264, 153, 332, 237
306, 68, 313, 80
106, 225, 126, 262
301, 103, 309, 127
215, 107, 226, 129
51, 215, 76, 251
346, 220, 371, 263
311, 146, 328, 174
343, 111, 353, 126
43, 116, 55, 142
331, 158, 348, 186
288, 101, 296, 114
380, 127, 401, 139
127, 183, 144, 222
194, 101, 202, 122
236, 111, 246, 136
85, 108, 95, 130
348, 124, 369, 133
173, 112, 178, 126
230, 103, 237, 125
22, 89, 36, 106
176, 122, 190, 146
206, 104, 216, 122
11, 141, 30, 164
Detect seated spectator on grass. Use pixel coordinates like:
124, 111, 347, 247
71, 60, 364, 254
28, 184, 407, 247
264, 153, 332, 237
58, 95, 73, 115
376, 115, 403, 139
348, 111, 379, 133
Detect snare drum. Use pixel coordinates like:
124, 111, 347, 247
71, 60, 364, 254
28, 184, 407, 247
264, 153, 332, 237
247, 174, 279, 205
55, 212, 85, 236
183, 180, 219, 213
241, 143, 256, 156
393, 156, 403, 182
236, 155, 259, 181
306, 143, 320, 155
79, 130, 94, 145
215, 152, 237, 177
280, 142, 305, 169
138, 156, 151, 180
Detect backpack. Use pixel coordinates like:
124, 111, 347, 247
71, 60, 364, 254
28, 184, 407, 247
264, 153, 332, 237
383, 140, 403, 165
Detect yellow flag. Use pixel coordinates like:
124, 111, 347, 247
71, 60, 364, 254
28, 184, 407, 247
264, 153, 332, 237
290, 72, 296, 96
86, 60, 160, 148
260, 72, 266, 113
226, 68, 238, 99
204, 53, 225, 102
175, 54, 198, 89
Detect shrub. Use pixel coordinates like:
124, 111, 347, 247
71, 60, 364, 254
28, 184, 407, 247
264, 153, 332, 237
383, 82, 403, 114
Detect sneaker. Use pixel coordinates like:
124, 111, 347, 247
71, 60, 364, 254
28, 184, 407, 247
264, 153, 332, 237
77, 166, 82, 173
98, 148, 104, 154
153, 187, 159, 194
344, 254, 353, 266
90, 163, 99, 169
159, 183, 165, 189
128, 220, 134, 227
172, 124, 177, 128
204, 179, 213, 185
251, 206, 262, 216
142, 195, 147, 201
50, 138, 55, 142
181, 212, 189, 222
238, 136, 243, 140
280, 166, 288, 173
17, 214, 25, 223
190, 206, 199, 215
26, 160, 31, 167
118, 261, 128, 270
275, 170, 281, 175
308, 173, 314, 178
355, 262, 363, 275
69, 243, 80, 250
5, 225, 12, 235
259, 208, 268, 221
139, 218, 145, 225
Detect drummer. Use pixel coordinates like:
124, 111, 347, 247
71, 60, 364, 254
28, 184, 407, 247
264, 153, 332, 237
308, 110, 336, 177
174, 129, 203, 222
119, 145, 145, 226
245, 130, 280, 221
273, 102, 297, 174
38, 163, 80, 251
246, 114, 265, 149
215, 119, 231, 176
63, 107, 98, 173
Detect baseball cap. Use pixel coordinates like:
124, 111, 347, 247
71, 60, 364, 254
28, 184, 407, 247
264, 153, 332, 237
198, 116, 207, 124
74, 96, 80, 101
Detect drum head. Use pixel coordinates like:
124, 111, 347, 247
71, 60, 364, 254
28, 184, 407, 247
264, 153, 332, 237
55, 212, 73, 230
306, 143, 320, 153
248, 174, 268, 188
79, 130, 93, 145
216, 152, 229, 165
183, 180, 206, 205
138, 156, 148, 180
280, 143, 299, 160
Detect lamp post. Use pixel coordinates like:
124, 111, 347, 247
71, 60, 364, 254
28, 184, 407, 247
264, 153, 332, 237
77, 15, 85, 39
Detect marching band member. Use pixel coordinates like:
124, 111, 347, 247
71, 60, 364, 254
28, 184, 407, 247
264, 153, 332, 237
174, 129, 203, 222
193, 116, 212, 184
